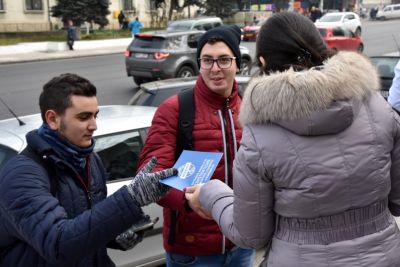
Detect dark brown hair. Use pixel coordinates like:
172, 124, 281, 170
256, 11, 336, 74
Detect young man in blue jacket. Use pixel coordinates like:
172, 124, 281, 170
0, 73, 176, 267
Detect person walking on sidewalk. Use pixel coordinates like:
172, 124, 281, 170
186, 11, 400, 267
128, 17, 143, 38
66, 20, 77, 51
0, 73, 176, 267
137, 25, 255, 267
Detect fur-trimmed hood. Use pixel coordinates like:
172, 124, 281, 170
239, 52, 380, 133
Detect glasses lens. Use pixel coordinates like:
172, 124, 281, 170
201, 58, 214, 69
217, 58, 232, 69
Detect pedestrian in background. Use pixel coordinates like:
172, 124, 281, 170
186, 11, 400, 267
138, 25, 256, 267
0, 73, 176, 267
387, 59, 400, 110
66, 20, 76, 51
118, 10, 126, 29
128, 17, 143, 38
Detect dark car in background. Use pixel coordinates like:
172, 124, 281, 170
317, 26, 364, 52
124, 30, 253, 85
370, 55, 400, 99
128, 76, 251, 107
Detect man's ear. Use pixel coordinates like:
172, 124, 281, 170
45, 110, 60, 130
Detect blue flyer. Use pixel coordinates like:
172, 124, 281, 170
160, 150, 223, 191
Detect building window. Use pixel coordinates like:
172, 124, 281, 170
147, 0, 163, 11
25, 0, 43, 10
123, 0, 134, 11
0, 0, 4, 10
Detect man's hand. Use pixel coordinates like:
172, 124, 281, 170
127, 157, 177, 207
185, 184, 213, 220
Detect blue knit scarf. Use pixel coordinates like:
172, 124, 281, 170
38, 123, 95, 172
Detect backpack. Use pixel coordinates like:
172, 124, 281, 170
168, 88, 195, 245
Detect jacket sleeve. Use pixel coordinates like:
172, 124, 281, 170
389, 109, 400, 215
0, 156, 145, 266
199, 126, 275, 249
138, 96, 188, 212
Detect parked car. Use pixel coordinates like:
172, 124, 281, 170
241, 20, 266, 41
315, 12, 362, 36
124, 30, 253, 85
376, 4, 400, 20
317, 26, 364, 52
369, 55, 400, 99
0, 105, 167, 267
166, 17, 223, 31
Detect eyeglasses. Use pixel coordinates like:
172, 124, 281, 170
198, 57, 236, 70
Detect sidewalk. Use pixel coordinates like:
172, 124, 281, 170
0, 38, 132, 64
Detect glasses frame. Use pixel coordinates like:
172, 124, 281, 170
198, 57, 236, 70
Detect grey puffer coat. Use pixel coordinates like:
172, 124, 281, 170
199, 52, 400, 267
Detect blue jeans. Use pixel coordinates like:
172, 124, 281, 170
166, 247, 255, 267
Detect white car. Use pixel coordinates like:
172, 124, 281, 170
0, 105, 166, 267
376, 4, 400, 20
315, 12, 362, 36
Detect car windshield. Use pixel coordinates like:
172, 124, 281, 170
167, 21, 193, 31
131, 36, 166, 49
319, 14, 342, 22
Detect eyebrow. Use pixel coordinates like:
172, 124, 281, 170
76, 110, 99, 117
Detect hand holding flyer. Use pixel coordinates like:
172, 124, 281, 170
160, 150, 223, 191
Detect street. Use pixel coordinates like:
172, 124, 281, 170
0, 19, 399, 120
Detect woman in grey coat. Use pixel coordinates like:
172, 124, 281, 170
185, 12, 400, 267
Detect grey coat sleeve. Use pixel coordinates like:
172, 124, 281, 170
199, 126, 275, 249
389, 109, 400, 215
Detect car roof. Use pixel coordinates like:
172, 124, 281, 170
140, 75, 251, 92
323, 12, 357, 16
0, 105, 156, 153
168, 17, 222, 23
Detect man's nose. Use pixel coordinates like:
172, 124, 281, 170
89, 118, 97, 131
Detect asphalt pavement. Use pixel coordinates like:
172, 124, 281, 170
0, 38, 132, 64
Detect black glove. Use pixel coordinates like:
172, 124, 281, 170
127, 157, 177, 207
115, 215, 158, 251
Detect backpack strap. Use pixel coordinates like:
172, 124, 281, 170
20, 146, 58, 196
168, 88, 195, 245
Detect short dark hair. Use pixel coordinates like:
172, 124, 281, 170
256, 11, 336, 74
39, 73, 97, 122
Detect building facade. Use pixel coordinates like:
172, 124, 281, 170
0, 0, 192, 32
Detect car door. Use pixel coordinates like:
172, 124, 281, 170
343, 14, 356, 32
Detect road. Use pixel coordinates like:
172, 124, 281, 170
0, 19, 399, 120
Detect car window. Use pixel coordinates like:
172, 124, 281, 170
319, 14, 342, 22
332, 27, 345, 36
167, 21, 193, 31
394, 6, 400, 11
166, 36, 184, 49
0, 144, 16, 170
131, 37, 166, 49
343, 29, 353, 37
345, 14, 355, 20
95, 130, 146, 181
213, 22, 222, 27
193, 25, 203, 30
202, 23, 212, 31
187, 33, 202, 48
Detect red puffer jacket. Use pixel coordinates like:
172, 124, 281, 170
138, 75, 242, 256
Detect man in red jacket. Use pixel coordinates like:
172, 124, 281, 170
138, 26, 255, 266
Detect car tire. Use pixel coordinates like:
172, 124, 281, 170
355, 27, 362, 36
239, 58, 251, 76
357, 43, 364, 53
176, 66, 195, 78
133, 77, 145, 86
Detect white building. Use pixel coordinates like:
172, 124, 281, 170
0, 0, 194, 32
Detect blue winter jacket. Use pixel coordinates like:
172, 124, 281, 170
0, 130, 145, 267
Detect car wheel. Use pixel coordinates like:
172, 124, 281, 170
133, 77, 145, 86
239, 58, 251, 76
176, 66, 195, 78
355, 27, 362, 36
357, 43, 364, 53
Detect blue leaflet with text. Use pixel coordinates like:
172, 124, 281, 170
160, 150, 223, 191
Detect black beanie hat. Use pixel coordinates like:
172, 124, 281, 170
197, 25, 242, 69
